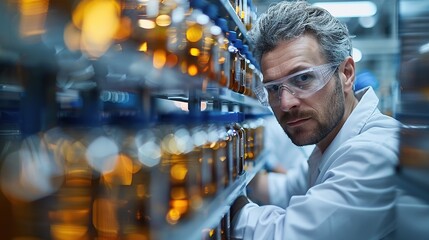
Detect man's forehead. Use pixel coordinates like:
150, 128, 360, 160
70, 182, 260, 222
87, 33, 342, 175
261, 35, 325, 80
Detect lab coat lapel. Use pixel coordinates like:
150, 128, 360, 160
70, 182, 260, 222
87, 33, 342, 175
313, 87, 379, 186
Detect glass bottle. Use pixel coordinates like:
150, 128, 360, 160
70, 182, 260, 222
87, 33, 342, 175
226, 123, 240, 180
160, 125, 202, 225
254, 118, 265, 159
235, 39, 247, 94
216, 18, 231, 88
134, 0, 183, 69
191, 125, 217, 198
220, 211, 231, 240
204, 4, 223, 87
233, 122, 246, 175
215, 124, 230, 189
45, 122, 104, 240
227, 31, 240, 92
242, 120, 253, 168
246, 0, 258, 31
110, 123, 164, 239
182, 0, 211, 79
243, 45, 255, 97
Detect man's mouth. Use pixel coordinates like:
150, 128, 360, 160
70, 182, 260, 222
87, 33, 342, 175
286, 117, 311, 127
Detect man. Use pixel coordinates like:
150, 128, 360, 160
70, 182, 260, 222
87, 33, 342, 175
230, 1, 400, 239
263, 115, 314, 174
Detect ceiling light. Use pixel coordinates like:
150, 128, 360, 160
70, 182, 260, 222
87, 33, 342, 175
358, 16, 377, 28
419, 43, 429, 54
352, 47, 362, 62
313, 1, 377, 18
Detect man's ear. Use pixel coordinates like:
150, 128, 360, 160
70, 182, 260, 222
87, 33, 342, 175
339, 56, 355, 93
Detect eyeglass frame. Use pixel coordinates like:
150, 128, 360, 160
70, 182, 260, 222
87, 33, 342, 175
253, 62, 341, 106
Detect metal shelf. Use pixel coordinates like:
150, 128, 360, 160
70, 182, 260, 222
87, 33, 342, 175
155, 86, 265, 109
211, 0, 249, 42
157, 150, 267, 240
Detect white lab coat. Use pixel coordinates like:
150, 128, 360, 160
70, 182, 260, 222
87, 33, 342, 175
232, 87, 400, 239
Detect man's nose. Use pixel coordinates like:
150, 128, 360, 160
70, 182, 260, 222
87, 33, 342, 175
279, 87, 300, 111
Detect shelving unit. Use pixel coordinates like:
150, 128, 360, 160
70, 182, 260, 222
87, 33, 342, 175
154, 87, 263, 109
158, 151, 267, 240
395, 0, 429, 204
0, 0, 267, 239
213, 0, 250, 42
396, 123, 429, 203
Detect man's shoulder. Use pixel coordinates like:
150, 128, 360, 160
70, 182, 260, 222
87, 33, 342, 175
359, 111, 400, 144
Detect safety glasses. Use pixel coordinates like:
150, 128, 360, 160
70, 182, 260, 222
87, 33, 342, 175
254, 62, 340, 106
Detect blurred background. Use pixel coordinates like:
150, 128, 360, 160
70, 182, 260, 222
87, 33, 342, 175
0, 0, 428, 239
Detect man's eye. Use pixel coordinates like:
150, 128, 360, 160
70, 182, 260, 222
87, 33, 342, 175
290, 72, 316, 85
266, 84, 279, 92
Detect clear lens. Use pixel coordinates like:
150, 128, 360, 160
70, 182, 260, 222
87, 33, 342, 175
253, 79, 270, 106
256, 62, 339, 106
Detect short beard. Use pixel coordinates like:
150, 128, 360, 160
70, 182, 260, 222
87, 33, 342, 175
287, 76, 345, 146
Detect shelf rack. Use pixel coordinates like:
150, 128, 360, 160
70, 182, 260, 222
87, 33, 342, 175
212, 0, 250, 43
157, 150, 267, 240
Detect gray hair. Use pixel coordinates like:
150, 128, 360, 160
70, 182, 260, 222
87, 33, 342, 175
248, 0, 352, 66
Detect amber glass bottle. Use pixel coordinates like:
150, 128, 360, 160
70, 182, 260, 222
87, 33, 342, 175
160, 125, 203, 225
133, 0, 184, 69
234, 39, 247, 94
181, 0, 212, 79
216, 18, 231, 88
226, 31, 240, 92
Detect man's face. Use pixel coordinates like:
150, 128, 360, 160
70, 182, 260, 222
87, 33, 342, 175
261, 34, 345, 146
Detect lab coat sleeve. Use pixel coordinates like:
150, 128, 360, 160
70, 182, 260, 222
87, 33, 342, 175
231, 140, 397, 240
267, 160, 308, 208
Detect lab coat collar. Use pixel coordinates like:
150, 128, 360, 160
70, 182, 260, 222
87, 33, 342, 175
308, 86, 378, 186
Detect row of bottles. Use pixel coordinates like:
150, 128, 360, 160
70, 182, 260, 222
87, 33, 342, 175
0, 117, 265, 239
202, 211, 231, 240
0, 0, 267, 239
118, 0, 263, 96
0, 0, 264, 123
229, 0, 258, 30
0, 0, 262, 98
